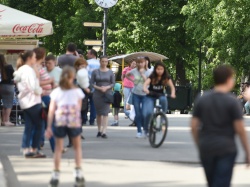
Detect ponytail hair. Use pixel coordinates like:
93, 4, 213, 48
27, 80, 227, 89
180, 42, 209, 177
16, 50, 34, 69
59, 66, 76, 90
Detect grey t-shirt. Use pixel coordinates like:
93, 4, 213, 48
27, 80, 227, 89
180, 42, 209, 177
58, 54, 78, 68
130, 69, 150, 96
193, 91, 243, 156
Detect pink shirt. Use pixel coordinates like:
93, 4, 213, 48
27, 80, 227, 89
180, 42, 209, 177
39, 67, 52, 96
122, 67, 134, 88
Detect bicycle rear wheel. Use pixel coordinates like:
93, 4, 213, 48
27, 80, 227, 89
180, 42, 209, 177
149, 112, 168, 148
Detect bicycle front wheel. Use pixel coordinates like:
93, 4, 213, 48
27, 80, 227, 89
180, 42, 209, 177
149, 112, 168, 148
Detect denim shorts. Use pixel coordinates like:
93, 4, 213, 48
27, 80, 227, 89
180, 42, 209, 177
54, 126, 82, 138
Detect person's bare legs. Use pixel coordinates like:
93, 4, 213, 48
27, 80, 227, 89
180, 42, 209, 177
72, 135, 84, 183
49, 138, 63, 184
54, 138, 64, 170
2, 108, 14, 125
96, 115, 102, 132
101, 116, 108, 134
72, 135, 82, 168
2, 109, 6, 122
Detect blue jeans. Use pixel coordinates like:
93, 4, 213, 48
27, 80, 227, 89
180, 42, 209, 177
41, 96, 55, 152
200, 152, 237, 187
143, 96, 168, 131
83, 95, 96, 124
123, 87, 133, 117
22, 104, 43, 149
132, 94, 147, 133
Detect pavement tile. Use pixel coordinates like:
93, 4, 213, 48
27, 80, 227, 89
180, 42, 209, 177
0, 162, 7, 187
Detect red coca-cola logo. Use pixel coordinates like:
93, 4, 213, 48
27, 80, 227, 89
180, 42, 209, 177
0, 9, 5, 20
12, 23, 44, 34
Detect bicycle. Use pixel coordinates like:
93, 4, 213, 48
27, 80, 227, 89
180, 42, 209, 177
148, 96, 168, 148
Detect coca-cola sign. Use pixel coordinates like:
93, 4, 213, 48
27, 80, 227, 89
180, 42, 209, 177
12, 23, 44, 34
0, 9, 5, 20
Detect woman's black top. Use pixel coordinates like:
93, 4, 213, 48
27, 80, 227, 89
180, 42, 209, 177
0, 64, 14, 85
148, 77, 170, 97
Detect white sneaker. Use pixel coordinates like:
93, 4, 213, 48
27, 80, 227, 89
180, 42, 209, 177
136, 133, 143, 138
144, 132, 149, 138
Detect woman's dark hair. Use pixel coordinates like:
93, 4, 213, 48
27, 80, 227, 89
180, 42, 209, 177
144, 56, 151, 69
213, 65, 234, 85
100, 55, 108, 61
128, 59, 136, 67
149, 62, 170, 85
16, 50, 34, 69
59, 66, 76, 90
33, 47, 46, 61
0, 54, 7, 80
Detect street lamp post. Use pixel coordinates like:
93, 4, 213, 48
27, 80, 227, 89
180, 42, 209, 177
94, 0, 118, 56
198, 42, 202, 96
103, 8, 108, 56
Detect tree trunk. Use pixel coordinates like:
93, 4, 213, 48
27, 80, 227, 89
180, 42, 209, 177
175, 57, 188, 85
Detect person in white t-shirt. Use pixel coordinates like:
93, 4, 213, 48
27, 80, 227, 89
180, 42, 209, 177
45, 55, 62, 87
82, 49, 100, 126
46, 66, 85, 187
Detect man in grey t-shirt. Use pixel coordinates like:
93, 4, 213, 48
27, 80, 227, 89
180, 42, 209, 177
58, 43, 78, 68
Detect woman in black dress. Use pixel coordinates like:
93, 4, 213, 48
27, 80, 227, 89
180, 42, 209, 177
0, 54, 15, 126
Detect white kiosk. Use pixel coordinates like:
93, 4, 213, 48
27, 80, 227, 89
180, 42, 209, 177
0, 4, 53, 68
0, 4, 53, 125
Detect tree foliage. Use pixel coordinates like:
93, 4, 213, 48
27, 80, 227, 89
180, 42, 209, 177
182, 0, 250, 87
2, 0, 250, 89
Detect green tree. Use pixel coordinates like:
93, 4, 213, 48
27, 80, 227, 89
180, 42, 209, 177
2, 0, 199, 86
3, 0, 102, 54
107, 0, 196, 85
182, 0, 250, 88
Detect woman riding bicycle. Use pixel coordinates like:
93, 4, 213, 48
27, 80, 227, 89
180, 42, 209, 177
143, 62, 176, 126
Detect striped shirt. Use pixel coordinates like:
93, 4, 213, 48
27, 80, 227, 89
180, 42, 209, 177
39, 67, 52, 96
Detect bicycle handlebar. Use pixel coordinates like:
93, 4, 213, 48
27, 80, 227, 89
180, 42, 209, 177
148, 91, 171, 98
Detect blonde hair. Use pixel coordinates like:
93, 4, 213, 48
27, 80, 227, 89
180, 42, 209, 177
74, 57, 88, 71
59, 66, 76, 90
136, 57, 147, 70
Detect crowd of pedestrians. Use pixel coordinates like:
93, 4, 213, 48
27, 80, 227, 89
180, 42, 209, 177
0, 42, 250, 187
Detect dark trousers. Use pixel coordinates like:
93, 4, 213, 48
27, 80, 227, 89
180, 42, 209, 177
83, 95, 96, 124
200, 152, 237, 187
22, 104, 42, 149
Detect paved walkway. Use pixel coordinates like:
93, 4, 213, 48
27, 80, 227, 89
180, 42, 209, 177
6, 157, 250, 187
0, 162, 6, 187
0, 114, 249, 187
